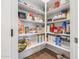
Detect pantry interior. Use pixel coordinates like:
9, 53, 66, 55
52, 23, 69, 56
18, 0, 70, 59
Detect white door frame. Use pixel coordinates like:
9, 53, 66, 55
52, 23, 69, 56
11, 0, 18, 59
70, 0, 78, 59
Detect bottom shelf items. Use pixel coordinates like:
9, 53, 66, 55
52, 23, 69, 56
19, 42, 45, 59
18, 34, 70, 59
19, 41, 70, 59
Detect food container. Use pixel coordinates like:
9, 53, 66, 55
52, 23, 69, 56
18, 39, 27, 53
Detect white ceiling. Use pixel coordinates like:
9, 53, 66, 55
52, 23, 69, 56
24, 0, 45, 10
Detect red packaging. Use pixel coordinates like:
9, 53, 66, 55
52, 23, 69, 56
57, 26, 62, 33
50, 23, 57, 33
54, 0, 60, 8
29, 12, 33, 16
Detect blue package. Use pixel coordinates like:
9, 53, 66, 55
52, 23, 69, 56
55, 36, 61, 46
62, 21, 67, 29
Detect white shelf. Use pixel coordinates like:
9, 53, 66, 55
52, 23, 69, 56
47, 32, 70, 36
19, 32, 45, 37
19, 19, 45, 24
24, 42, 45, 51
19, 42, 70, 53
46, 42, 70, 52
24, 42, 70, 52
47, 3, 70, 15
19, 42, 70, 58
47, 19, 70, 24
18, 2, 44, 15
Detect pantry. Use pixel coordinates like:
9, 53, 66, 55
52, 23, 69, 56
18, 0, 70, 59
1, 0, 78, 59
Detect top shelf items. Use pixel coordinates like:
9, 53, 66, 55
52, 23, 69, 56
18, 2, 44, 15
47, 2, 70, 15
